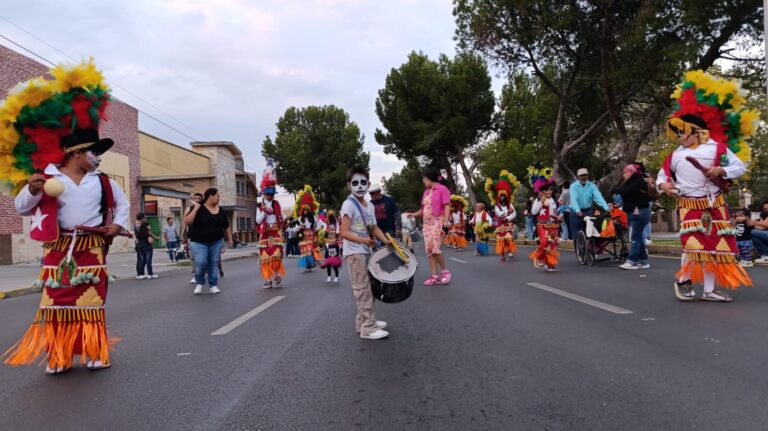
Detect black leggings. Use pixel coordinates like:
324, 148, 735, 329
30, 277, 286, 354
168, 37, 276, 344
326, 266, 339, 277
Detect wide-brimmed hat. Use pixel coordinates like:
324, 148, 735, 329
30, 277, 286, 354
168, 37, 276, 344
369, 184, 382, 193
576, 168, 589, 176
61, 128, 114, 156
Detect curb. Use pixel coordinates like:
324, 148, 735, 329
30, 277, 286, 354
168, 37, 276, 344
0, 251, 260, 301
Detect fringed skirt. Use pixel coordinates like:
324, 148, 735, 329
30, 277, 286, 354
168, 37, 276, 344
529, 223, 559, 268
495, 222, 518, 255
258, 228, 285, 280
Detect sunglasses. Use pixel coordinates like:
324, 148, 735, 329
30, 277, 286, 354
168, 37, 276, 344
351, 179, 368, 187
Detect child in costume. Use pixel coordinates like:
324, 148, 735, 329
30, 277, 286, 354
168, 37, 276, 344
444, 195, 469, 250
470, 202, 493, 256
320, 211, 342, 282
485, 170, 520, 262
1, 60, 130, 374
529, 166, 560, 272
256, 160, 285, 289
658, 70, 757, 302
295, 185, 321, 272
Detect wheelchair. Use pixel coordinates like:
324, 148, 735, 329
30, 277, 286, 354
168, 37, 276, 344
574, 216, 628, 266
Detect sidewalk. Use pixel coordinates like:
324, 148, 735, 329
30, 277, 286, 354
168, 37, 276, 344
0, 245, 260, 299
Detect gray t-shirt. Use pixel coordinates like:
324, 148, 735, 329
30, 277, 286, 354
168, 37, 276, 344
341, 197, 376, 256
163, 225, 178, 242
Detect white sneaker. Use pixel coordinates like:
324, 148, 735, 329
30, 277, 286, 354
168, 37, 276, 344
754, 256, 768, 265
189, 277, 196, 284
333, 277, 339, 283
209, 286, 220, 294
149, 274, 159, 279
326, 276, 332, 283
357, 321, 388, 333
86, 360, 110, 370
136, 275, 147, 280
740, 260, 754, 268
636, 263, 650, 269
193, 284, 203, 295
619, 262, 637, 270
360, 329, 389, 340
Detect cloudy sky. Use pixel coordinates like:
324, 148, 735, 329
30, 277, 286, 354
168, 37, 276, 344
1, 0, 503, 185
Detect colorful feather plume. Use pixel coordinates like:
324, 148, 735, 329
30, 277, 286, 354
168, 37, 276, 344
293, 184, 320, 218
527, 164, 554, 193
484, 170, 520, 206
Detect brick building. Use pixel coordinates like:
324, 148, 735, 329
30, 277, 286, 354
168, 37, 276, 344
0, 44, 140, 264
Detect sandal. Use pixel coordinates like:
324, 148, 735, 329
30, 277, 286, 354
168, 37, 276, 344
700, 290, 733, 302
674, 280, 695, 301
263, 281, 273, 289
45, 366, 70, 375
87, 360, 112, 371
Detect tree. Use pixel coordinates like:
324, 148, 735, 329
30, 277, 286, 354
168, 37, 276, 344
375, 51, 495, 204
454, 0, 763, 189
383, 159, 425, 212
262, 105, 370, 209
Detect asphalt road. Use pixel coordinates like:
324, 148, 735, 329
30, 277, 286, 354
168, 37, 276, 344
0, 245, 767, 430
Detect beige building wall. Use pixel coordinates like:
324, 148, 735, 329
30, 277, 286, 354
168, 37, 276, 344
191, 144, 237, 207
100, 151, 131, 206
140, 132, 210, 177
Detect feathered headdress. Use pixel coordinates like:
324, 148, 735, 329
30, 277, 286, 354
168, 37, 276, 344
450, 195, 469, 211
665, 70, 759, 163
0, 58, 111, 194
527, 164, 554, 193
260, 158, 278, 195
293, 184, 320, 218
484, 170, 520, 206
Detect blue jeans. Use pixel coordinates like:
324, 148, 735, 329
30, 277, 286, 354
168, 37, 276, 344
560, 214, 570, 240
628, 208, 651, 265
167, 240, 179, 261
525, 215, 535, 240
136, 245, 154, 276
642, 221, 651, 241
751, 229, 768, 257
191, 239, 224, 287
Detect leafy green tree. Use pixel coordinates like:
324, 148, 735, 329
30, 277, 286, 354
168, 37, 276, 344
383, 159, 425, 212
375, 51, 495, 204
262, 105, 370, 209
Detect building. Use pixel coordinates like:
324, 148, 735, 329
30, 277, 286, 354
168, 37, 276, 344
0, 44, 140, 264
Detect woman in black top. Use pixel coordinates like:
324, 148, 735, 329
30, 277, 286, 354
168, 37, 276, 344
183, 188, 233, 294
135, 213, 159, 279
612, 162, 652, 270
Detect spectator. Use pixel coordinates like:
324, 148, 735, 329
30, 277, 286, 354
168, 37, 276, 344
733, 208, 754, 267
558, 181, 571, 240
569, 168, 609, 238
184, 192, 203, 284
163, 217, 180, 262
523, 196, 535, 240
134, 213, 159, 280
369, 184, 401, 240
749, 201, 768, 264
184, 188, 233, 295
613, 162, 652, 270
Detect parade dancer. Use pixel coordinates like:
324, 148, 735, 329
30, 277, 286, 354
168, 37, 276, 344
470, 202, 493, 256
444, 195, 468, 250
320, 211, 342, 283
485, 170, 520, 262
256, 160, 285, 289
295, 185, 321, 272
0, 60, 130, 374
658, 70, 758, 302
528, 166, 560, 272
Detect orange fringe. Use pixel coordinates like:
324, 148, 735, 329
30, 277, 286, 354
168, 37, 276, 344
261, 258, 286, 280
676, 260, 752, 290
528, 248, 559, 267
2, 308, 117, 369
495, 237, 517, 255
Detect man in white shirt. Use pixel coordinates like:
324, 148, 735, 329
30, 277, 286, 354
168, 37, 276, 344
659, 114, 749, 302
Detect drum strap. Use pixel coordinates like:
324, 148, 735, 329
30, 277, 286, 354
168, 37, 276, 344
347, 196, 374, 251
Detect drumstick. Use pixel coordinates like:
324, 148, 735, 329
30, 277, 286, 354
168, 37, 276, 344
75, 225, 134, 238
386, 233, 409, 264
684, 156, 731, 192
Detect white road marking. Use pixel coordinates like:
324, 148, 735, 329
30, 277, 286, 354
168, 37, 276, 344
526, 282, 633, 315
176, 352, 191, 356
211, 296, 285, 335
450, 257, 468, 264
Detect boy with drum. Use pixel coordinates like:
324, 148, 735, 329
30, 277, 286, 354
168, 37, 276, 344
340, 167, 392, 340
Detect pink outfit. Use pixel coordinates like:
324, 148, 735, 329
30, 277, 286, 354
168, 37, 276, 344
422, 189, 445, 257
421, 183, 451, 218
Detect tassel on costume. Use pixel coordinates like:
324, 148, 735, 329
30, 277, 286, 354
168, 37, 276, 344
677, 257, 752, 290
261, 258, 286, 280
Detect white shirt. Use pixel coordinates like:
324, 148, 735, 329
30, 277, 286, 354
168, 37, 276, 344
341, 197, 376, 256
470, 211, 491, 225
656, 139, 746, 198
494, 204, 516, 222
255, 200, 279, 225
450, 211, 463, 225
531, 198, 557, 221
15, 164, 130, 230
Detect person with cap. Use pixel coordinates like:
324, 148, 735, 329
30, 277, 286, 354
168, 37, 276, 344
658, 70, 756, 302
568, 168, 609, 241
1, 60, 130, 374
369, 183, 401, 243
256, 160, 285, 288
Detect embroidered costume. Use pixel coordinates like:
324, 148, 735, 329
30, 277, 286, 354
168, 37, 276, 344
658, 70, 758, 301
470, 207, 493, 255
295, 185, 321, 271
319, 213, 342, 282
444, 195, 468, 250
528, 166, 559, 271
0, 60, 130, 373
485, 170, 520, 261
256, 160, 285, 288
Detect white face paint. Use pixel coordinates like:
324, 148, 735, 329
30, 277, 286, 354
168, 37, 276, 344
349, 174, 369, 198
86, 151, 101, 171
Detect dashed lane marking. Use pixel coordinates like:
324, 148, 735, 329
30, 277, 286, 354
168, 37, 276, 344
450, 257, 468, 264
211, 296, 285, 335
526, 282, 633, 315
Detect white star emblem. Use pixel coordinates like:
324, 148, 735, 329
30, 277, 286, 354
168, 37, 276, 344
30, 207, 48, 231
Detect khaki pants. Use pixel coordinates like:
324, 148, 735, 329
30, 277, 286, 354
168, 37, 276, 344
345, 253, 377, 335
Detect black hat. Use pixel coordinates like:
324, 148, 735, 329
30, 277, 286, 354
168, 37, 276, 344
61, 128, 114, 156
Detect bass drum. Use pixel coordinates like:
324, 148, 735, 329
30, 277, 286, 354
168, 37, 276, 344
368, 246, 417, 303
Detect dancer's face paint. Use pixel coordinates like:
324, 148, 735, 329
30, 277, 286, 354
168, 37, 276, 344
86, 151, 101, 171
349, 174, 369, 198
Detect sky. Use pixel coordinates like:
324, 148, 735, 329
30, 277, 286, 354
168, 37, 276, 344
1, 0, 504, 196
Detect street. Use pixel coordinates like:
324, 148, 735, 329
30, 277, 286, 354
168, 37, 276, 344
1, 246, 767, 430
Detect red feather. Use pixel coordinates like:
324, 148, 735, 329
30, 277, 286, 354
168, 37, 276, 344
23, 126, 69, 169
71, 94, 94, 129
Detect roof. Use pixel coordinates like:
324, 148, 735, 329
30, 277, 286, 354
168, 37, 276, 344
139, 131, 210, 160
190, 141, 243, 156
